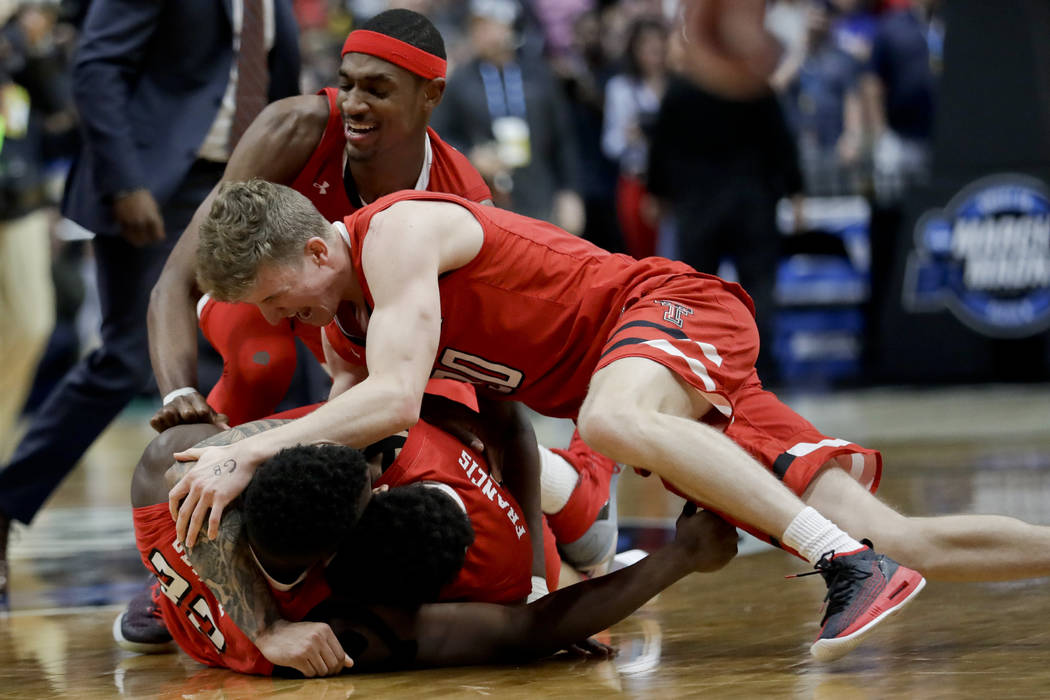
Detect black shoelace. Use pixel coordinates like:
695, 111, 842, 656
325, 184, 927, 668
786, 539, 875, 624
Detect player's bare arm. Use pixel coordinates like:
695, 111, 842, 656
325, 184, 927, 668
321, 324, 370, 399
147, 95, 331, 433
342, 507, 738, 670
171, 200, 483, 546
477, 399, 547, 589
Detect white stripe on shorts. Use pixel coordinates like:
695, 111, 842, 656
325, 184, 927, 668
642, 338, 733, 417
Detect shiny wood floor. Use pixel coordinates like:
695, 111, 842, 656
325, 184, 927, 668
3, 385, 1050, 699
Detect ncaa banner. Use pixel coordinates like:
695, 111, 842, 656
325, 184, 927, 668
903, 174, 1050, 338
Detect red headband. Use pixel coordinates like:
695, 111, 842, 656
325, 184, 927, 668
341, 30, 447, 80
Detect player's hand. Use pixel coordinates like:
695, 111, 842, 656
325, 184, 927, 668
168, 441, 261, 547
255, 619, 353, 677
672, 503, 738, 573
150, 390, 230, 433
419, 394, 485, 453
564, 637, 617, 659
113, 188, 165, 246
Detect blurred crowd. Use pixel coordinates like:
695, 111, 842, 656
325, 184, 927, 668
0, 0, 943, 446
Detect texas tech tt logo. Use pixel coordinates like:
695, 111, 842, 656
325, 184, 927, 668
655, 300, 694, 328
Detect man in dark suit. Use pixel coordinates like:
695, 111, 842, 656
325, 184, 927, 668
0, 0, 300, 610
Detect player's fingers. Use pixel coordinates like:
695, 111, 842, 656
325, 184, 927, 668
168, 476, 191, 520
317, 641, 342, 675
174, 447, 204, 462
299, 656, 319, 678
213, 413, 230, 430
185, 496, 210, 548
207, 501, 225, 541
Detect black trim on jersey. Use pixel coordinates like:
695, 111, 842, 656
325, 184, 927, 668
343, 159, 361, 208
364, 435, 408, 472
608, 319, 689, 342
599, 336, 648, 360
772, 452, 795, 480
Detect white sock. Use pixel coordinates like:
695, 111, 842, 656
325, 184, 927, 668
781, 507, 865, 565
539, 447, 579, 514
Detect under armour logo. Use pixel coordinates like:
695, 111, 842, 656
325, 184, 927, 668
655, 300, 693, 328
313, 181, 330, 195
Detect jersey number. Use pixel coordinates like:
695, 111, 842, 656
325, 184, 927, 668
432, 348, 524, 394
148, 548, 227, 653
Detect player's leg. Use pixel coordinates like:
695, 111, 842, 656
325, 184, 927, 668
804, 465, 1050, 581
579, 356, 810, 538
540, 432, 620, 574
198, 296, 299, 426
577, 282, 923, 660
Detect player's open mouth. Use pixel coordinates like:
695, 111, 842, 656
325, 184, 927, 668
345, 123, 377, 141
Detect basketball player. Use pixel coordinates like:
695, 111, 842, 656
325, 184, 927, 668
147, 9, 491, 433
178, 180, 1050, 662
131, 417, 737, 674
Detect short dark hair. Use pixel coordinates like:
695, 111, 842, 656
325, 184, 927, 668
243, 444, 371, 562
624, 16, 666, 78
360, 9, 446, 60
326, 483, 474, 606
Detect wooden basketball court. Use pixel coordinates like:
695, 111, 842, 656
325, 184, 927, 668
2, 385, 1049, 699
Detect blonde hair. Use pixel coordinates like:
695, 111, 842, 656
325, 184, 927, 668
197, 179, 332, 301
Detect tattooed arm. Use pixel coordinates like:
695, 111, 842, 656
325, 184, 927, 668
173, 420, 353, 677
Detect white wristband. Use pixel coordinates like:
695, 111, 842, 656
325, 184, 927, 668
526, 575, 549, 603
162, 387, 199, 405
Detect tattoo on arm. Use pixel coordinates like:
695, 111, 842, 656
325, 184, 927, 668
175, 418, 291, 639
188, 508, 279, 641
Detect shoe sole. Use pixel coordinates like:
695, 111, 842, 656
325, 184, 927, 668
112, 612, 177, 655
809, 573, 926, 662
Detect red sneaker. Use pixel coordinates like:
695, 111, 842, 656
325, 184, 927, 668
806, 542, 925, 662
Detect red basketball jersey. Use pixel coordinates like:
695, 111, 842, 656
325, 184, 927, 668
329, 191, 753, 418
376, 420, 548, 603
133, 504, 274, 674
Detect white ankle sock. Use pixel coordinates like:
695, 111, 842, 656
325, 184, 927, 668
539, 447, 579, 514
781, 506, 864, 565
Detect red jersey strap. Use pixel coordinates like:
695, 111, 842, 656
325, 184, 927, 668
342, 190, 492, 311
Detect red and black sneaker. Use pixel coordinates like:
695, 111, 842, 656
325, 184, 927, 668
804, 541, 925, 662
113, 578, 175, 654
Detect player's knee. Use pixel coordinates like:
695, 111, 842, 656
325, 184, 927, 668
131, 424, 219, 507
577, 404, 648, 465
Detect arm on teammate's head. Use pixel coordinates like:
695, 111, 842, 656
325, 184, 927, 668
478, 399, 547, 583
147, 95, 331, 430
343, 507, 738, 670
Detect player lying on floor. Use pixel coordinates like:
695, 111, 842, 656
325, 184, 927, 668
131, 421, 736, 675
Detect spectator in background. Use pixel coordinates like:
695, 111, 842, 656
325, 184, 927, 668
432, 0, 584, 232
0, 0, 301, 614
862, 0, 940, 204
601, 15, 667, 259
554, 7, 625, 253
0, 0, 81, 606
776, 0, 865, 195
647, 2, 804, 385
0, 1, 55, 606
